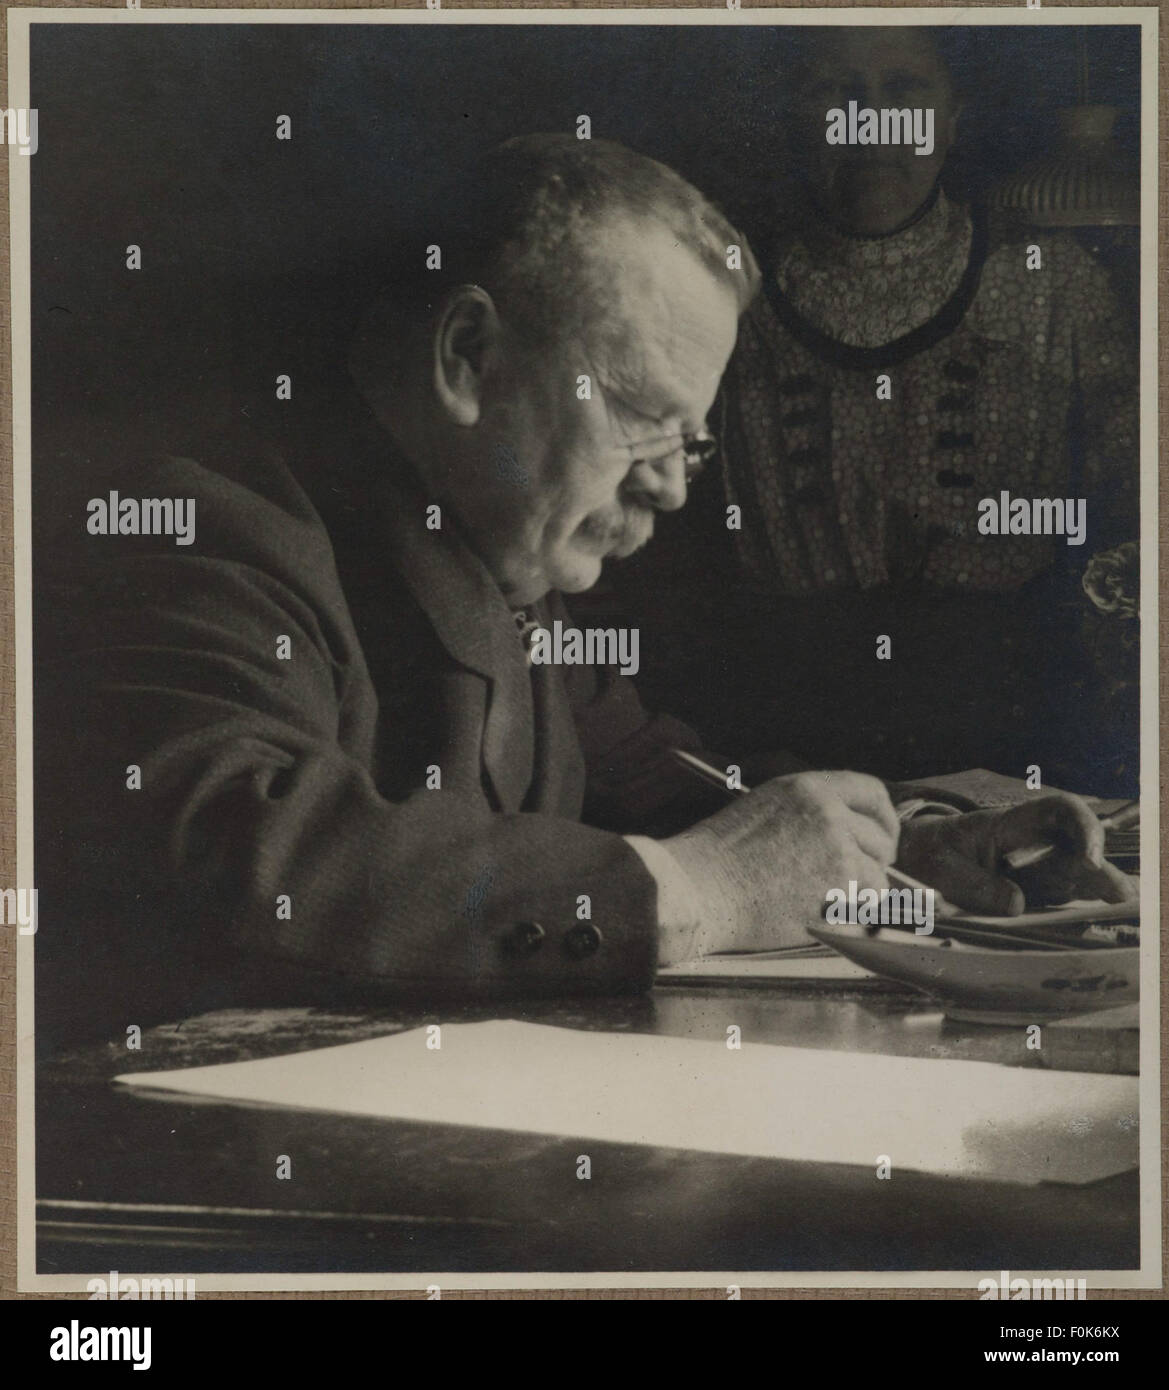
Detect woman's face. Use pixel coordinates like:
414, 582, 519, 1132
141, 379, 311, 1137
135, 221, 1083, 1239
789, 29, 961, 237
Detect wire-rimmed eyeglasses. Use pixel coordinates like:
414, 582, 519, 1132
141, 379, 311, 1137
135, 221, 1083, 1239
616, 427, 718, 483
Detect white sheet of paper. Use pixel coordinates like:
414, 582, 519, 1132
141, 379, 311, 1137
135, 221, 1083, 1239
116, 1021, 1137, 1185
658, 954, 873, 981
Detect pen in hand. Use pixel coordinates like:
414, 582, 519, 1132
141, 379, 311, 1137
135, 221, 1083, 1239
667, 749, 934, 897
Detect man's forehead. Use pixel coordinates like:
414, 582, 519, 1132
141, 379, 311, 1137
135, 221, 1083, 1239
586, 218, 739, 415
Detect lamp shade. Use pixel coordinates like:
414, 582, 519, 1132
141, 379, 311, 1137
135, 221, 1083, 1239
989, 106, 1138, 227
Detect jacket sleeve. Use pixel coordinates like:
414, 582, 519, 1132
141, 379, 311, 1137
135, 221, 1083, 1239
551, 596, 733, 835
34, 458, 661, 1022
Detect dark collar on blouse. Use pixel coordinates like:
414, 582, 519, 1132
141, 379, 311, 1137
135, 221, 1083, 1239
760, 201, 991, 373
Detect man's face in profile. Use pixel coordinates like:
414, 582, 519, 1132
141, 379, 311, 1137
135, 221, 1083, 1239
790, 28, 959, 236
470, 219, 741, 606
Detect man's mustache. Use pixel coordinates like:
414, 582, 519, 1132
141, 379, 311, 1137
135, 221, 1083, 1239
581, 505, 656, 555
609, 508, 656, 557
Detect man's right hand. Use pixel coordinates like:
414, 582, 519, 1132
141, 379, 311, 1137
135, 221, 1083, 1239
663, 770, 900, 957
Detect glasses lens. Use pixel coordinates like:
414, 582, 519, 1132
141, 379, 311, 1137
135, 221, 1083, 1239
628, 432, 717, 480
683, 434, 717, 478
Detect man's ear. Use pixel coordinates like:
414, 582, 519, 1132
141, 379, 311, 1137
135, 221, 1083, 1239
433, 286, 500, 427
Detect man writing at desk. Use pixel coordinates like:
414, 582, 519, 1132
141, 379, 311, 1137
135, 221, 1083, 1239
35, 136, 1133, 1039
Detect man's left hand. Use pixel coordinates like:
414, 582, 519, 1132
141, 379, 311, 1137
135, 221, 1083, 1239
896, 793, 1138, 916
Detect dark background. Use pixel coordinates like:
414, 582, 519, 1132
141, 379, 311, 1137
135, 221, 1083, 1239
27, 22, 1143, 791
23, 26, 1146, 1281
30, 22, 1141, 526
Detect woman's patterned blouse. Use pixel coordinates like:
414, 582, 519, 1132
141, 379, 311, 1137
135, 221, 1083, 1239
719, 190, 1138, 595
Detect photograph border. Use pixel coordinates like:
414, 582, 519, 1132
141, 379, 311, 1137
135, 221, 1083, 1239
2, 2, 1163, 1299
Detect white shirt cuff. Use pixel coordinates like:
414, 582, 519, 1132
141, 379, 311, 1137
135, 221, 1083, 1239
624, 834, 703, 963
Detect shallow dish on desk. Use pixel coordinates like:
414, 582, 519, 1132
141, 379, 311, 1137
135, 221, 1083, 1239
808, 922, 1138, 1025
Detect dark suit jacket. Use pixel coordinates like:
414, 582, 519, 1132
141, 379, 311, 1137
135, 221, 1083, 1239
33, 419, 711, 1041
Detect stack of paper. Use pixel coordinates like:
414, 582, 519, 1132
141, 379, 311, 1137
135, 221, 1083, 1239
117, 1020, 1138, 1185
658, 946, 874, 982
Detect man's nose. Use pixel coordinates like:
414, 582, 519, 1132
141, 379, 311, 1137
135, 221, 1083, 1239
625, 454, 688, 512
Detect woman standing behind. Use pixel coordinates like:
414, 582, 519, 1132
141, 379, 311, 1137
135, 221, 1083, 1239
629, 26, 1138, 791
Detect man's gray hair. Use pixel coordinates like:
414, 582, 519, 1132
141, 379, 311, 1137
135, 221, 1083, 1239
351, 133, 759, 390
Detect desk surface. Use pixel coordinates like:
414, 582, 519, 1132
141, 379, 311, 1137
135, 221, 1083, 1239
36, 981, 1140, 1277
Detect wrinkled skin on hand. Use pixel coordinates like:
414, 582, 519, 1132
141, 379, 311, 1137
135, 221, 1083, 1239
668, 769, 900, 955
